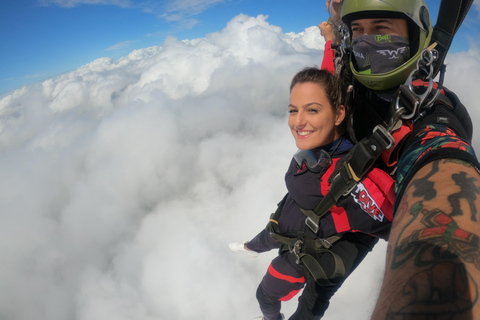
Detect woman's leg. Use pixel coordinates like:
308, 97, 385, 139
289, 233, 378, 319
256, 252, 306, 320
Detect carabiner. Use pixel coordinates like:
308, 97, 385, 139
395, 45, 437, 120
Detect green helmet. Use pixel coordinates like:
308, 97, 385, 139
341, 0, 432, 90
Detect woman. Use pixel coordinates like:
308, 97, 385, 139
230, 67, 395, 319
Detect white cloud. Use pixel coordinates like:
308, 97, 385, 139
39, 0, 130, 8
105, 40, 138, 51
161, 0, 224, 18
1, 13, 479, 320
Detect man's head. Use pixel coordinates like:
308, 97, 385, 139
341, 0, 432, 91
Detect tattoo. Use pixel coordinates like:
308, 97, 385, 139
387, 261, 478, 319
393, 163, 480, 270
448, 171, 480, 221
393, 206, 480, 270
388, 162, 480, 317
410, 161, 439, 201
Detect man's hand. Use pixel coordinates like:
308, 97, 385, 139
319, 21, 333, 42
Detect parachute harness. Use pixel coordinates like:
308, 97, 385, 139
265, 45, 445, 286
266, 195, 347, 286
266, 0, 474, 289
268, 0, 455, 283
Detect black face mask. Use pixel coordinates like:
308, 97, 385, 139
352, 34, 410, 74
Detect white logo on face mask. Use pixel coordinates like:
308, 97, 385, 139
377, 47, 408, 59
353, 51, 365, 59
352, 35, 410, 74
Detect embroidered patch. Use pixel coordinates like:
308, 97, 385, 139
351, 182, 385, 222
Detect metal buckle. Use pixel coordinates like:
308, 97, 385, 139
305, 217, 319, 234
289, 239, 304, 264
373, 125, 395, 150
318, 238, 332, 249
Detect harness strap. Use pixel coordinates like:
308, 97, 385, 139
265, 197, 347, 286
304, 126, 393, 233
431, 0, 474, 79
301, 249, 346, 286
265, 127, 394, 285
382, 122, 413, 167
277, 235, 346, 286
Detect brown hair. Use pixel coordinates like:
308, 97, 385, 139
290, 67, 352, 140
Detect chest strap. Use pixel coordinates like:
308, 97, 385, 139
265, 127, 393, 285
302, 125, 393, 234
266, 196, 346, 286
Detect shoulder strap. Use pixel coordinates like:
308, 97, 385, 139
302, 126, 394, 234
431, 0, 474, 78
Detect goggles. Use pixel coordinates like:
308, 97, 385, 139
293, 149, 332, 173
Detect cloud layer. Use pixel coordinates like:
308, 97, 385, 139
1, 14, 480, 320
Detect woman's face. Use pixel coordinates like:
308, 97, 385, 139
288, 82, 344, 150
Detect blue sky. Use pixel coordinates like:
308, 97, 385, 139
1, 2, 480, 320
1, 0, 479, 95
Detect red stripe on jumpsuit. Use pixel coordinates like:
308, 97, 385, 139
267, 264, 305, 301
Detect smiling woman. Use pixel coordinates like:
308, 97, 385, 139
288, 69, 345, 151
229, 67, 395, 319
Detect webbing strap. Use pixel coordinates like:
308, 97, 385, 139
301, 250, 346, 286
431, 0, 474, 78
303, 126, 393, 233
265, 192, 349, 285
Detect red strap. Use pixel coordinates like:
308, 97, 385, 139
382, 122, 413, 167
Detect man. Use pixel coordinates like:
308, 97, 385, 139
336, 0, 480, 318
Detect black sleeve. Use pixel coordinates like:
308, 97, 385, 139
394, 101, 480, 211
247, 229, 282, 253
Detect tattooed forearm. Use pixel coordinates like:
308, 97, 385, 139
378, 161, 480, 319
387, 261, 478, 319
372, 160, 480, 319
392, 161, 480, 270
392, 204, 480, 270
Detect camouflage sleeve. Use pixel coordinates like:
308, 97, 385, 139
394, 105, 480, 211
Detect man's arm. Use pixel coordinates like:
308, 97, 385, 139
371, 159, 480, 319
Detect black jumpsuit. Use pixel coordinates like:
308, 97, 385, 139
248, 137, 395, 319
